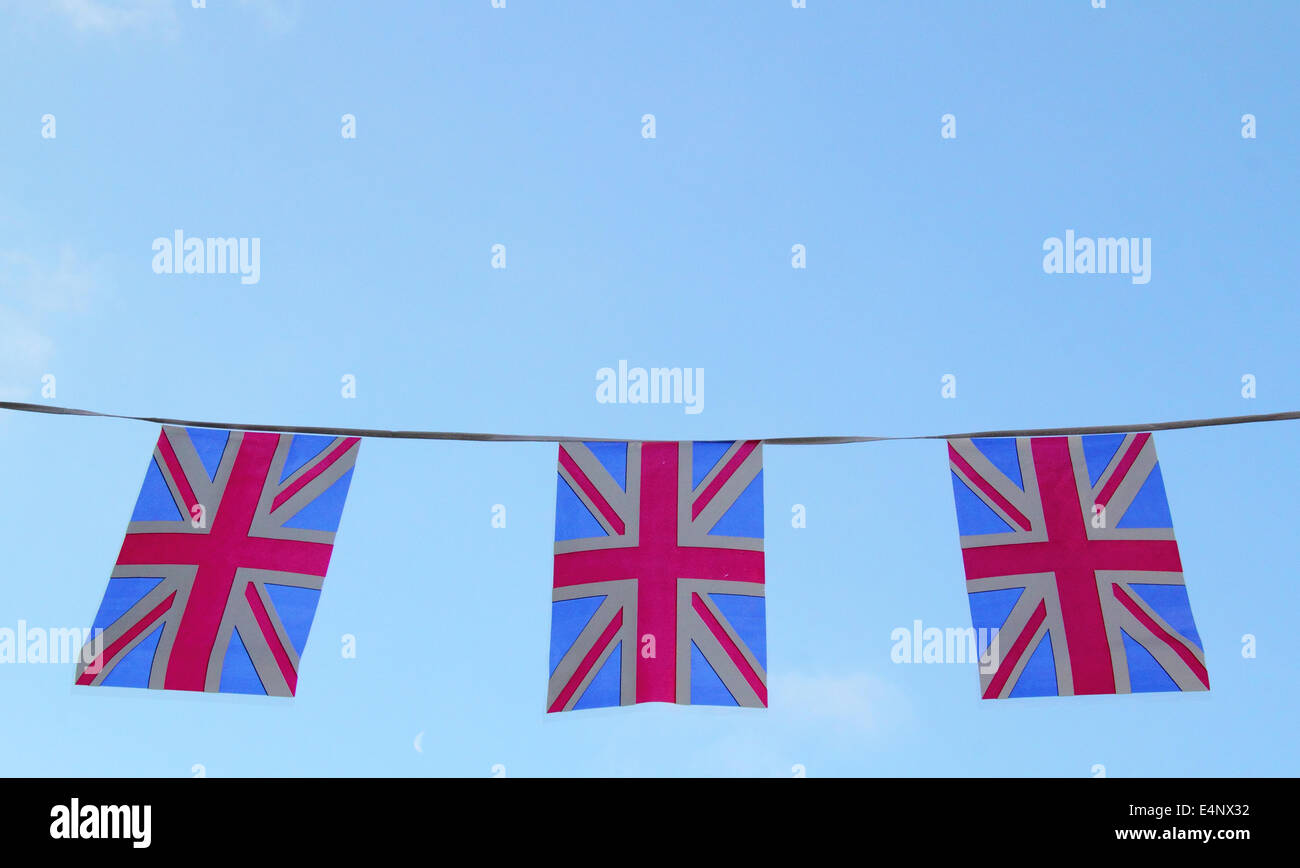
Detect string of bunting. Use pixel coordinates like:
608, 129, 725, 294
4, 400, 1299, 442
4, 400, 1295, 706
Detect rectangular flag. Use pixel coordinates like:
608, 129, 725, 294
549, 440, 767, 711
948, 433, 1209, 698
76, 426, 360, 696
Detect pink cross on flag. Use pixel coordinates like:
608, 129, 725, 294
76, 426, 360, 697
548, 440, 767, 711
949, 433, 1209, 698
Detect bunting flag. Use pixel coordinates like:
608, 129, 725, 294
548, 440, 767, 711
948, 433, 1209, 698
75, 426, 360, 696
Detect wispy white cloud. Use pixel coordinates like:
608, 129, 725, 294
771, 670, 910, 733
0, 245, 104, 399
676, 671, 911, 777
44, 0, 178, 36
0, 246, 98, 314
0, 308, 55, 400
14, 1, 299, 39
239, 0, 300, 34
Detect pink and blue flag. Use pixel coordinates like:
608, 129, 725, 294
549, 440, 767, 711
949, 433, 1209, 698
76, 426, 360, 696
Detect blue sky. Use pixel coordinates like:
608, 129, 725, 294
0, 0, 1296, 776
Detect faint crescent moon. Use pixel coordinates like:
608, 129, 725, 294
414, 731, 424, 753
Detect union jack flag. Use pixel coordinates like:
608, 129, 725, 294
76, 426, 360, 696
948, 433, 1209, 698
548, 440, 767, 711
